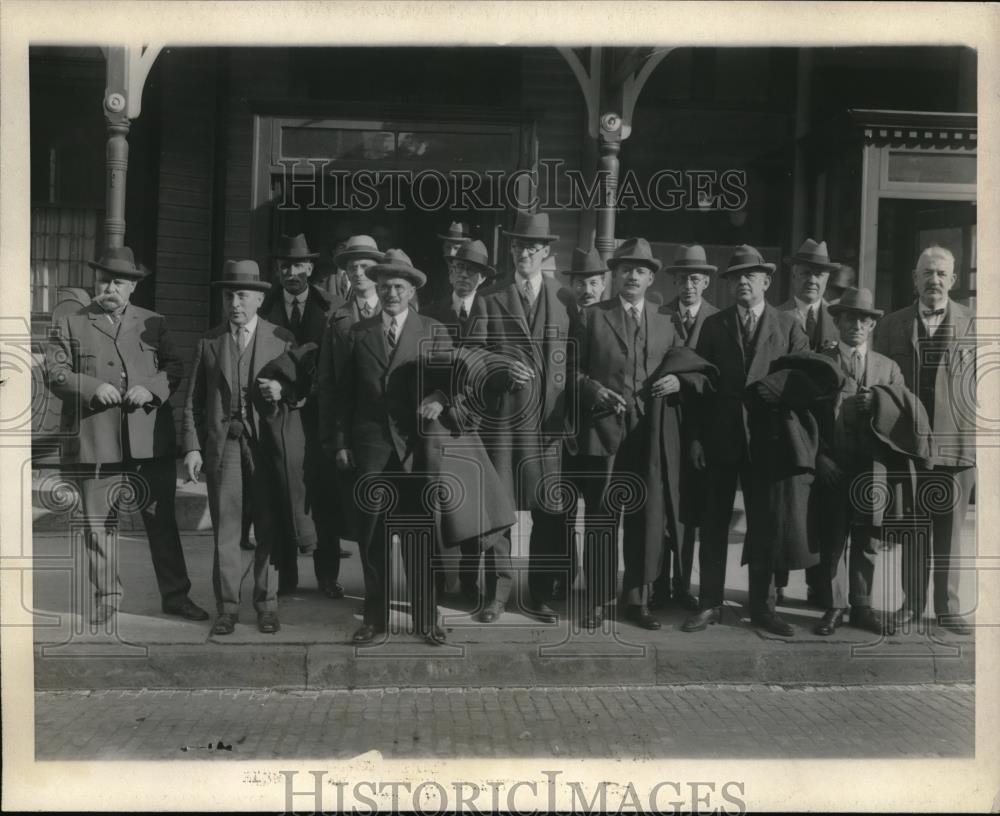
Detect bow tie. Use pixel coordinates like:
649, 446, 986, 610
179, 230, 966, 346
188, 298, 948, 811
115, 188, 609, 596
923, 308, 945, 319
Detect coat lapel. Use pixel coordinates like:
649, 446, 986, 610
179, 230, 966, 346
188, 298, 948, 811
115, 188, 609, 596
387, 311, 420, 375
723, 306, 745, 363
360, 319, 389, 370
643, 301, 670, 363
214, 327, 234, 397
87, 307, 119, 340
495, 283, 531, 340
602, 301, 629, 351
746, 305, 778, 381
251, 320, 284, 381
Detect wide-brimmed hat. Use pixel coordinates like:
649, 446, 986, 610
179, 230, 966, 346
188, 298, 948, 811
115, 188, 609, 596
784, 238, 840, 272
561, 246, 607, 278
437, 221, 472, 243
828, 287, 883, 319
450, 239, 495, 279
608, 237, 662, 274
503, 211, 558, 243
87, 246, 148, 279
334, 235, 385, 266
665, 243, 716, 275
273, 233, 319, 260
827, 264, 857, 290
210, 259, 271, 292
365, 248, 427, 289
722, 244, 776, 277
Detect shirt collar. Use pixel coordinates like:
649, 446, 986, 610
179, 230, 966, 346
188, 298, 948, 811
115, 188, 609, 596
452, 292, 475, 313
839, 340, 867, 359
284, 290, 308, 306
738, 300, 766, 320
619, 295, 645, 315
919, 298, 950, 319
516, 273, 541, 295
382, 309, 408, 329
793, 296, 820, 315
680, 300, 701, 319
355, 291, 379, 309
230, 314, 258, 337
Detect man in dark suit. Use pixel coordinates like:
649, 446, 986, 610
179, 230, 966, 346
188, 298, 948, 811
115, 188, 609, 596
45, 247, 209, 624
261, 233, 347, 596
813, 287, 906, 636
773, 238, 843, 604
873, 246, 976, 636
421, 239, 517, 621
182, 260, 295, 635
332, 249, 455, 646
573, 238, 688, 629
468, 211, 573, 624
651, 244, 719, 612
682, 245, 809, 636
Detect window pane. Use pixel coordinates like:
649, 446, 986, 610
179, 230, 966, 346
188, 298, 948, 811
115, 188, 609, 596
30, 206, 101, 314
887, 152, 976, 185
397, 131, 512, 166
280, 127, 396, 161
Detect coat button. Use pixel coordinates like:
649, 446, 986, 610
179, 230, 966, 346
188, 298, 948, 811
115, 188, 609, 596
108, 361, 114, 366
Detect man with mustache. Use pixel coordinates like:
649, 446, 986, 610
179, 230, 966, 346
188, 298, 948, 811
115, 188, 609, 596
183, 260, 295, 635
872, 246, 976, 636
46, 247, 209, 624
651, 244, 719, 612
682, 245, 809, 637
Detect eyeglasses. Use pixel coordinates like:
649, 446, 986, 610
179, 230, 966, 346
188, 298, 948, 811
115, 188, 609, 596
511, 243, 545, 257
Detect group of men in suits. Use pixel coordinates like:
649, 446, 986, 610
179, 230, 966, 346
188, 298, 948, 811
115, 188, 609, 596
47, 217, 975, 642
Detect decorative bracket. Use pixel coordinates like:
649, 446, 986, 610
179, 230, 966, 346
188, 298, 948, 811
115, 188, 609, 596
101, 45, 162, 122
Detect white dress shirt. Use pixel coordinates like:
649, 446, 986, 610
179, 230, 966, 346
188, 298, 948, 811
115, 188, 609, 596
283, 290, 308, 322
382, 309, 408, 341
229, 314, 258, 350
737, 300, 766, 324
919, 298, 949, 337
619, 295, 645, 322
452, 292, 475, 317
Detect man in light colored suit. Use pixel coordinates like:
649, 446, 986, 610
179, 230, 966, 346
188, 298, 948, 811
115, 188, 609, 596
45, 247, 208, 624
683, 245, 809, 636
774, 238, 842, 605
651, 244, 719, 612
872, 246, 976, 636
813, 288, 906, 636
182, 260, 295, 636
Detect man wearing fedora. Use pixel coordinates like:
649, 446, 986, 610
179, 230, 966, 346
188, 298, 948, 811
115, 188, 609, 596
434, 221, 472, 304
468, 211, 573, 624
651, 244, 719, 613
573, 238, 695, 630
872, 246, 976, 636
261, 233, 352, 598
182, 260, 296, 635
332, 250, 454, 646
683, 245, 809, 636
812, 287, 911, 636
775, 238, 842, 605
825, 265, 857, 307
46, 246, 209, 624
421, 239, 514, 619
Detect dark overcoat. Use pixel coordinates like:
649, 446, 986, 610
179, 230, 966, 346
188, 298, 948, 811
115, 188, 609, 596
46, 303, 182, 464
777, 297, 840, 351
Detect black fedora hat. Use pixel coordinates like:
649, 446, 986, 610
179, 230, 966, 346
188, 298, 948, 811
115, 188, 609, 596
784, 238, 840, 272
365, 249, 427, 289
664, 244, 717, 275
722, 244, 776, 277
273, 233, 319, 260
210, 259, 272, 292
608, 237, 662, 273
451, 239, 496, 279
87, 246, 148, 279
503, 211, 558, 243
561, 246, 607, 277
828, 287, 883, 319
437, 221, 472, 243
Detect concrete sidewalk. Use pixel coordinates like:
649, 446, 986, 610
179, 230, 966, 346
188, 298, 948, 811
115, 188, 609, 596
29, 513, 977, 690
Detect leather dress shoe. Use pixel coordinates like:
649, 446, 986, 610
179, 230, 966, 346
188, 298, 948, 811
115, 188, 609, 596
479, 601, 505, 623
528, 603, 559, 624
681, 606, 721, 632
581, 608, 603, 629
257, 611, 280, 634
421, 625, 447, 646
91, 603, 117, 625
321, 581, 345, 599
624, 605, 661, 630
892, 606, 920, 627
162, 597, 210, 621
936, 614, 973, 636
850, 606, 892, 635
239, 537, 256, 551
351, 623, 384, 644
813, 608, 845, 636
211, 613, 238, 635
751, 611, 794, 637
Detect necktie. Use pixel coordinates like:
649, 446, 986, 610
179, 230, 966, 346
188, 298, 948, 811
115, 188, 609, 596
923, 308, 944, 319
290, 299, 302, 330
458, 303, 469, 322
741, 309, 756, 344
521, 279, 535, 309
629, 304, 641, 328
386, 318, 397, 349
805, 306, 817, 345
683, 310, 695, 335
851, 350, 863, 382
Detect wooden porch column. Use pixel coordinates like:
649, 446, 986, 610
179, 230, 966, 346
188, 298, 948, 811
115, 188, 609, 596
595, 114, 622, 262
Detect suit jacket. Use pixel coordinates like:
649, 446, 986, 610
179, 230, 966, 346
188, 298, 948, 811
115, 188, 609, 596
467, 275, 573, 510
663, 297, 719, 349
181, 319, 295, 477
693, 303, 810, 466
263, 283, 339, 348
872, 300, 976, 468
420, 293, 484, 345
778, 297, 839, 351
575, 298, 683, 456
46, 303, 182, 464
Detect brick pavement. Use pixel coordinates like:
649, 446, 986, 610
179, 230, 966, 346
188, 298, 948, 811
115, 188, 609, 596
34, 684, 973, 760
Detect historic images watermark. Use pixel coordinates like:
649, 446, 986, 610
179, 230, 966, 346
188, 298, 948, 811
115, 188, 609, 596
273, 159, 749, 214
275, 769, 749, 814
